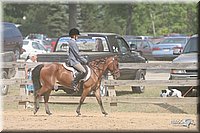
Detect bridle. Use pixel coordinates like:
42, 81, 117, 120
106, 57, 120, 79
89, 56, 119, 79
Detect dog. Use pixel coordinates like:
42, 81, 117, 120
160, 89, 183, 98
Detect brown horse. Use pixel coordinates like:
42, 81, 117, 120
32, 55, 120, 116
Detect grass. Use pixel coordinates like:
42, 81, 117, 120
2, 84, 197, 114
115, 85, 166, 97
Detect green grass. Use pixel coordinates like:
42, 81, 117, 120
2, 84, 197, 114
115, 85, 166, 97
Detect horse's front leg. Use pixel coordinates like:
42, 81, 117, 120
44, 90, 52, 115
94, 88, 108, 116
76, 87, 90, 116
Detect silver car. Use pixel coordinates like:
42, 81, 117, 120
152, 36, 190, 61
169, 34, 198, 96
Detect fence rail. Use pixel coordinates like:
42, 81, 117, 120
0, 79, 198, 86
1, 61, 198, 109
1, 62, 198, 69
1, 61, 198, 86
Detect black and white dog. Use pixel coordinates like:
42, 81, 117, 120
160, 89, 183, 98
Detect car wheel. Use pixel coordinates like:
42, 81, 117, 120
100, 73, 109, 96
131, 70, 145, 93
1, 71, 9, 95
14, 47, 20, 60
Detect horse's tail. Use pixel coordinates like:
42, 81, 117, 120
32, 64, 44, 95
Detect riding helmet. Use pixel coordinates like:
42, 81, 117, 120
69, 28, 80, 36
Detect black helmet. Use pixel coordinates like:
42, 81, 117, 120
69, 28, 80, 36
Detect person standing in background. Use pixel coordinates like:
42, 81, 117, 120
25, 53, 37, 108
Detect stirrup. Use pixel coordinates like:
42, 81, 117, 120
72, 82, 79, 92
74, 87, 79, 92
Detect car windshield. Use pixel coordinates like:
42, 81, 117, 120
55, 36, 109, 52
183, 37, 198, 54
159, 37, 187, 44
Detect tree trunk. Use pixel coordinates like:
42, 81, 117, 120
125, 5, 133, 35
69, 4, 77, 30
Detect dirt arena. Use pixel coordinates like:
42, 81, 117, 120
2, 62, 198, 132
2, 107, 198, 132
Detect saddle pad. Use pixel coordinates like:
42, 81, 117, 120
62, 63, 76, 74
62, 63, 91, 81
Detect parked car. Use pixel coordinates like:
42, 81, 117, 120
25, 33, 48, 41
49, 38, 58, 52
150, 36, 165, 44
20, 39, 48, 59
0, 51, 16, 95
164, 33, 188, 37
34, 39, 52, 52
2, 22, 24, 59
152, 36, 190, 60
168, 34, 198, 96
124, 36, 155, 61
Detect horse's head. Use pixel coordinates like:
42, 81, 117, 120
106, 56, 120, 79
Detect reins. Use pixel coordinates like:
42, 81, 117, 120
88, 56, 118, 80
89, 58, 107, 78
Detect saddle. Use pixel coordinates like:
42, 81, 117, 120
62, 63, 91, 82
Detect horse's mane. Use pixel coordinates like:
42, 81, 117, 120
88, 57, 107, 68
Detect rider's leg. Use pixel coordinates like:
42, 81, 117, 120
72, 63, 86, 91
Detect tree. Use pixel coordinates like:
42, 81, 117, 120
69, 4, 77, 30
46, 4, 68, 37
3, 3, 198, 37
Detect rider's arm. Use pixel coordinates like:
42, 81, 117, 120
69, 41, 87, 64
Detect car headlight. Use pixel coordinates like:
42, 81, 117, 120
171, 69, 186, 74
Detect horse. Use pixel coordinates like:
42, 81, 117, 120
31, 55, 120, 116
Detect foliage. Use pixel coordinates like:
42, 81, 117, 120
2, 2, 198, 38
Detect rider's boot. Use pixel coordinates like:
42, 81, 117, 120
72, 72, 85, 92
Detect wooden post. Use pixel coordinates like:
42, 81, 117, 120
107, 74, 117, 106
17, 60, 27, 109
108, 86, 117, 106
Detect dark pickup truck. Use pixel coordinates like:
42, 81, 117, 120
0, 51, 16, 95
37, 33, 147, 95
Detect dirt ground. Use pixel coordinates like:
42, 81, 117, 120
2, 108, 198, 132
2, 61, 198, 132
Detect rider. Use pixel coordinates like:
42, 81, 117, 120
68, 28, 87, 91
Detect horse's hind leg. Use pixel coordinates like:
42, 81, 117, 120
94, 89, 108, 116
44, 90, 52, 115
34, 92, 40, 115
34, 86, 51, 115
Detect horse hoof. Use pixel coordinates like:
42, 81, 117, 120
76, 112, 81, 117
33, 110, 37, 115
48, 113, 52, 115
46, 112, 52, 115
103, 112, 108, 116
33, 109, 39, 115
